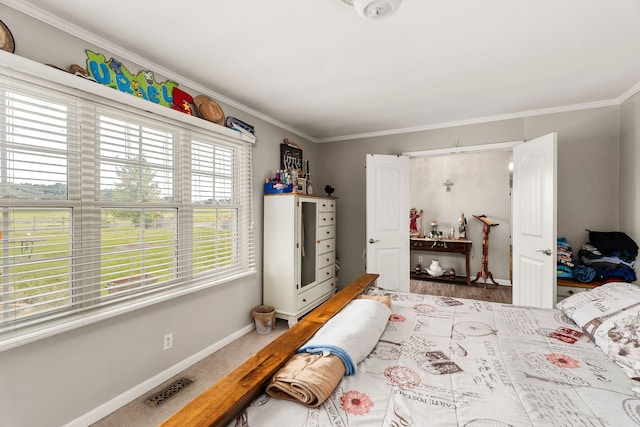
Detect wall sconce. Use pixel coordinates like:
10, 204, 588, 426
443, 179, 454, 192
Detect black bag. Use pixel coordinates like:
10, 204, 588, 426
587, 230, 639, 252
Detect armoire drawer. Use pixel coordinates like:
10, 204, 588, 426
319, 212, 335, 226
318, 251, 335, 269
318, 238, 335, 254
318, 264, 335, 281
298, 278, 336, 310
319, 226, 335, 240
319, 199, 336, 212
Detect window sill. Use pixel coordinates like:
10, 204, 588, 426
0, 269, 257, 353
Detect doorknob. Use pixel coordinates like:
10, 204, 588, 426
369, 238, 380, 244
536, 249, 552, 256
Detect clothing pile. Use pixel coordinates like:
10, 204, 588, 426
557, 237, 576, 279
576, 230, 638, 283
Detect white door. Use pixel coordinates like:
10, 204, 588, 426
512, 133, 557, 308
366, 154, 410, 291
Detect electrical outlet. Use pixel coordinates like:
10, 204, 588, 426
418, 256, 423, 263
163, 333, 173, 350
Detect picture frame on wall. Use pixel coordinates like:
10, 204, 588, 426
280, 143, 303, 171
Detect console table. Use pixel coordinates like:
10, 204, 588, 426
410, 238, 472, 286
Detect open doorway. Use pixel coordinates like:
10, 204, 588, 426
403, 134, 558, 308
403, 141, 519, 303
408, 150, 513, 287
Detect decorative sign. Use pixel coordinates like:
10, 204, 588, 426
171, 87, 196, 116
280, 143, 302, 170
85, 50, 178, 107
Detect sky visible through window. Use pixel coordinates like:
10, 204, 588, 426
4, 94, 233, 204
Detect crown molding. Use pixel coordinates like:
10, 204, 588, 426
618, 81, 640, 104
2, 0, 320, 144
317, 97, 623, 143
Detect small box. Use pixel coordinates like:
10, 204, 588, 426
264, 182, 293, 194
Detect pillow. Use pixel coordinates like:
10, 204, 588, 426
556, 282, 640, 378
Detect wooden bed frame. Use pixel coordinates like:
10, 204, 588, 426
159, 273, 379, 427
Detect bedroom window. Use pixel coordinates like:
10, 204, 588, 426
0, 69, 254, 349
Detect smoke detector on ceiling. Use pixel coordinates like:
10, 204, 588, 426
338, 0, 403, 20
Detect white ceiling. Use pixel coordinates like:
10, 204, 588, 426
11, 0, 640, 142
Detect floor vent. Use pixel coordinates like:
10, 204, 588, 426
146, 377, 193, 407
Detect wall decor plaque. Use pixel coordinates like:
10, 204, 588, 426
280, 143, 302, 171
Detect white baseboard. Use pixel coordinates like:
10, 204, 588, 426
64, 323, 255, 427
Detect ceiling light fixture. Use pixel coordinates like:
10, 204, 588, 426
338, 0, 403, 20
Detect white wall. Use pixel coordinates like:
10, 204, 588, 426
409, 151, 512, 281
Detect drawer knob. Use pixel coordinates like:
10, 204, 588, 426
302, 298, 307, 303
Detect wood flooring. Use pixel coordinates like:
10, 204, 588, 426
410, 279, 512, 304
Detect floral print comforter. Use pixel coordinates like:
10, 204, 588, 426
231, 288, 640, 426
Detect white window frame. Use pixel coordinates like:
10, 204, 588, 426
0, 54, 255, 351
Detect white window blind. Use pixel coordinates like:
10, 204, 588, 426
0, 66, 254, 349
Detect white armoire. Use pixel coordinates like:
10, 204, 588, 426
263, 194, 337, 327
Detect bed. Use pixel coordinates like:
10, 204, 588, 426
160, 274, 640, 426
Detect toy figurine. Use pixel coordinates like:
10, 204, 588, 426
410, 208, 423, 236
458, 213, 467, 239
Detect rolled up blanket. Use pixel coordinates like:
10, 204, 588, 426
297, 298, 391, 375
266, 353, 345, 407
